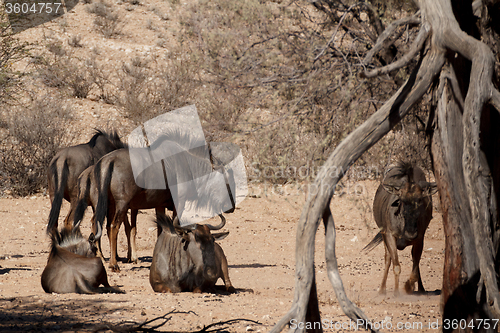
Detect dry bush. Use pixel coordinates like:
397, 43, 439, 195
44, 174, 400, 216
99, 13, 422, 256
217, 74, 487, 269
173, 0, 429, 182
0, 12, 30, 103
87, 0, 124, 38
117, 52, 198, 124
68, 35, 83, 48
37, 42, 114, 100
0, 96, 73, 196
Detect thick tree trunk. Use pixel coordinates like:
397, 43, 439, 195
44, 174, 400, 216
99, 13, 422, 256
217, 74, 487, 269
429, 63, 489, 329
427, 0, 500, 328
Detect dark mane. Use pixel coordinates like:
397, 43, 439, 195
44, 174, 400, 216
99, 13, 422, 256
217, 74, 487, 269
88, 129, 106, 148
88, 129, 126, 150
49, 226, 95, 258
383, 161, 415, 185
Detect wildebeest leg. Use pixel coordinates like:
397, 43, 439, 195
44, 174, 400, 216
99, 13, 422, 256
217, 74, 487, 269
74, 274, 97, 294
382, 235, 401, 295
103, 201, 116, 259
125, 209, 138, 264
109, 207, 126, 272
405, 240, 425, 294
155, 207, 165, 237
388, 237, 401, 296
379, 245, 391, 294
63, 199, 78, 231
216, 244, 235, 293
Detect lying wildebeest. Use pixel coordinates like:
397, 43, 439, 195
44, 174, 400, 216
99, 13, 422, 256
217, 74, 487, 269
41, 222, 122, 294
88, 140, 235, 272
150, 214, 235, 293
363, 162, 437, 295
47, 129, 124, 233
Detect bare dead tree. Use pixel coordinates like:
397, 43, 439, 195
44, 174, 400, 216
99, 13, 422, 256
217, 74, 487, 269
271, 0, 500, 332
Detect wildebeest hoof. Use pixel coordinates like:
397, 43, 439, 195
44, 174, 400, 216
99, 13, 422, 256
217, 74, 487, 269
193, 287, 203, 293
404, 280, 415, 294
110, 264, 120, 272
125, 257, 138, 264
226, 286, 236, 293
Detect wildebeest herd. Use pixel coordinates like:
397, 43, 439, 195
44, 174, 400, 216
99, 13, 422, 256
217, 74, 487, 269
41, 129, 437, 297
42, 129, 236, 294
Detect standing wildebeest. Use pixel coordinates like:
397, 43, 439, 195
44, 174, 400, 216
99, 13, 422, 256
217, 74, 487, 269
47, 129, 124, 233
88, 142, 235, 272
73, 164, 134, 261
41, 222, 122, 294
150, 214, 235, 293
363, 162, 437, 295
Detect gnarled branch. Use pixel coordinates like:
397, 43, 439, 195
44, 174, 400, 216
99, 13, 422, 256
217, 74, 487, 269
361, 22, 430, 78
362, 13, 421, 67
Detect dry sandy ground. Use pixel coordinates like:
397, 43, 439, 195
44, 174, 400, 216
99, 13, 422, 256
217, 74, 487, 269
0, 180, 445, 332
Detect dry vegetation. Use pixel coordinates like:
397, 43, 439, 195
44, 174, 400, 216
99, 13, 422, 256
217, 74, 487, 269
0, 0, 428, 194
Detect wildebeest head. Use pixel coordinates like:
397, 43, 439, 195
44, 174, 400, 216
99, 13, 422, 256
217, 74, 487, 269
51, 221, 98, 257
173, 215, 229, 282
383, 169, 437, 250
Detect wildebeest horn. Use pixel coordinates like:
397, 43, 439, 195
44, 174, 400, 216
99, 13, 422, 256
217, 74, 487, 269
74, 219, 82, 230
206, 214, 226, 230
382, 183, 402, 195
95, 219, 103, 240
173, 216, 196, 231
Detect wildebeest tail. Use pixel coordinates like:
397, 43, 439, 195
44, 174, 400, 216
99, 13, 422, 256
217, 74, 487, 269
362, 232, 383, 252
47, 159, 69, 234
94, 159, 114, 240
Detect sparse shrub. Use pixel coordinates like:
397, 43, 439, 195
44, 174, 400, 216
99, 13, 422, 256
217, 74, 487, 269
0, 12, 30, 103
87, 0, 124, 38
38, 55, 93, 98
117, 53, 197, 124
68, 35, 83, 47
146, 18, 155, 30
86, 0, 107, 16
156, 37, 167, 48
173, 0, 430, 181
0, 96, 73, 196
46, 41, 66, 56
67, 68, 94, 98
37, 42, 113, 100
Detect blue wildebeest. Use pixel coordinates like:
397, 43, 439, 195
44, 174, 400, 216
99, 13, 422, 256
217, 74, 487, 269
47, 129, 124, 233
41, 222, 122, 294
363, 162, 437, 295
73, 163, 135, 261
82, 140, 235, 272
150, 214, 235, 293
